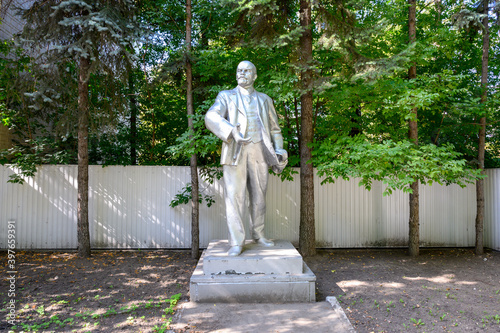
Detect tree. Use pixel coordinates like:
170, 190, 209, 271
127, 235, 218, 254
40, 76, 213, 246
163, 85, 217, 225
0, 38, 80, 182
298, 0, 315, 257
407, 0, 419, 256
449, 0, 499, 254
314, 0, 484, 247
128, 64, 138, 166
20, 0, 138, 257
475, 0, 490, 255
185, 0, 200, 259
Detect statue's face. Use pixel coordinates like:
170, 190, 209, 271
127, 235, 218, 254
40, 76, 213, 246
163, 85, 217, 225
236, 62, 257, 89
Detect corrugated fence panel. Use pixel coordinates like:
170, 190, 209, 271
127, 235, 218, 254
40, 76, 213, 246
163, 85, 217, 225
0, 165, 78, 249
315, 176, 379, 248
380, 186, 409, 246
420, 183, 476, 247
485, 169, 500, 251
1, 165, 499, 250
90, 166, 192, 249
265, 172, 301, 245
198, 173, 225, 246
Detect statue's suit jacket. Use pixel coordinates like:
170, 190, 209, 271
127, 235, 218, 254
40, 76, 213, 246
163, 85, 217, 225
205, 87, 283, 167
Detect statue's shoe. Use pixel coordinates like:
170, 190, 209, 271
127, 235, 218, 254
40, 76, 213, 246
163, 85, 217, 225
228, 245, 243, 256
255, 237, 274, 247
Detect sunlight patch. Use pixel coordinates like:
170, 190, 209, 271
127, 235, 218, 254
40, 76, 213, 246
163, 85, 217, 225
403, 274, 458, 283
380, 282, 405, 288
454, 281, 477, 285
337, 280, 369, 291
338, 280, 405, 292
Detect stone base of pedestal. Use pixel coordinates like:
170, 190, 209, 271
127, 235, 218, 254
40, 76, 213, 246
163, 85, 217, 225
189, 240, 316, 303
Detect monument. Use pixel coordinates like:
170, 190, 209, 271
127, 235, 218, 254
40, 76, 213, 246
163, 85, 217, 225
204, 60, 288, 256
190, 61, 315, 302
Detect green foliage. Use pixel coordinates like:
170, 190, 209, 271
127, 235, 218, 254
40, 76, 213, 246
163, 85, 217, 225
89, 125, 132, 166
315, 135, 483, 195
3, 0, 500, 184
271, 165, 299, 182
169, 165, 223, 208
0, 0, 140, 184
169, 182, 216, 208
166, 113, 220, 164
21, 0, 139, 73
0, 138, 74, 184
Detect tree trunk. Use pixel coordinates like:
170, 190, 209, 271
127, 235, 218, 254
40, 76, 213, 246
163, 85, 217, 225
349, 107, 362, 137
128, 69, 137, 165
186, 0, 199, 259
476, 0, 489, 256
408, 182, 419, 256
298, 0, 315, 257
77, 56, 91, 258
408, 0, 419, 257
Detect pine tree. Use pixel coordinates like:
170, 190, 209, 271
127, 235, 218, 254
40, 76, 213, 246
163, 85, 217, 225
20, 0, 138, 257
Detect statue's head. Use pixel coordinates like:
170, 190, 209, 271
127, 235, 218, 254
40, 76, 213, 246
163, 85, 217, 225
236, 61, 257, 89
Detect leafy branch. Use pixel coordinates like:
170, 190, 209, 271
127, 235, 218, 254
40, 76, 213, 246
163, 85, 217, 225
0, 138, 74, 184
315, 135, 484, 196
169, 182, 216, 208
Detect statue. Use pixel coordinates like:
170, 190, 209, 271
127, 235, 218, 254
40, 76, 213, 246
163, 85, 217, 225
205, 60, 288, 256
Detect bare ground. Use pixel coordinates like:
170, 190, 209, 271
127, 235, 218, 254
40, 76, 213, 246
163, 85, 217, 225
307, 248, 500, 333
1, 247, 499, 332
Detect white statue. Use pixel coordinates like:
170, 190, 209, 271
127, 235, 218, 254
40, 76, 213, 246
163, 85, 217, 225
205, 61, 288, 256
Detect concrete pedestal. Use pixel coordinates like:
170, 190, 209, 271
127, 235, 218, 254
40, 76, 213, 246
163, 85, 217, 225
190, 240, 316, 303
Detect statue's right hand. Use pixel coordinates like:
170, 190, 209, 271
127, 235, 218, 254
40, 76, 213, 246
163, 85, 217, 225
232, 126, 251, 145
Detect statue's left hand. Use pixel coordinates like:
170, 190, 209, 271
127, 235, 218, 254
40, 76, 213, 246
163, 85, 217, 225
275, 149, 288, 162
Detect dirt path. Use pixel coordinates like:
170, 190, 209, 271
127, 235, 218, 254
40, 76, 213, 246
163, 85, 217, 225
1, 248, 499, 332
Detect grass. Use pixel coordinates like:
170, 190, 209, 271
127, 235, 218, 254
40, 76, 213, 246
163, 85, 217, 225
10, 293, 182, 332
410, 318, 425, 327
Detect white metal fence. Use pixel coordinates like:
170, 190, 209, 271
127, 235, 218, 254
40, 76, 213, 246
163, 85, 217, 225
0, 165, 498, 250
